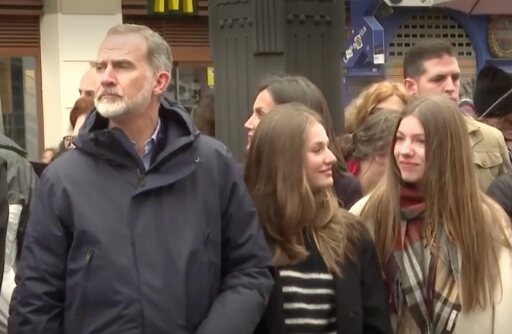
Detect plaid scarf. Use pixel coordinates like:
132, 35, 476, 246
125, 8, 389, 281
385, 185, 462, 334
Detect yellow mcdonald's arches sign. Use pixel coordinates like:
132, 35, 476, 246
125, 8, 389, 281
151, 0, 195, 14
207, 67, 214, 87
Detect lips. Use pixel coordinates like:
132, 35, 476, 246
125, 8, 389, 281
319, 169, 333, 175
399, 161, 418, 167
100, 94, 121, 99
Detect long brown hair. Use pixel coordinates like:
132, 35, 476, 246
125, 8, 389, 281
244, 102, 361, 275
340, 109, 401, 161
361, 95, 510, 311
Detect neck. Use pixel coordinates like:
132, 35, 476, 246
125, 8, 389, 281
109, 105, 159, 156
358, 158, 383, 195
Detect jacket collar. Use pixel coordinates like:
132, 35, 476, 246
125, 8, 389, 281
74, 97, 199, 171
463, 115, 483, 148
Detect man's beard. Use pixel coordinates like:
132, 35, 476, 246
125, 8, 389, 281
95, 78, 153, 119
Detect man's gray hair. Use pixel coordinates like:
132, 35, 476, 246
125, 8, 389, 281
107, 24, 173, 75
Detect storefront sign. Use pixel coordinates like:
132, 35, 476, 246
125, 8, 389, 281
343, 16, 385, 67
149, 0, 197, 15
207, 67, 215, 87
489, 16, 512, 58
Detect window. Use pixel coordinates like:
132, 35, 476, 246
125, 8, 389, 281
0, 56, 40, 160
167, 63, 211, 113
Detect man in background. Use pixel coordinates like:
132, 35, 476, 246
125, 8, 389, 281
403, 40, 511, 190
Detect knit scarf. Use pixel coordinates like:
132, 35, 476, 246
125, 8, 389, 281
385, 185, 462, 334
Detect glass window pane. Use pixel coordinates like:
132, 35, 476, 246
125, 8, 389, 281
167, 64, 209, 114
0, 56, 40, 160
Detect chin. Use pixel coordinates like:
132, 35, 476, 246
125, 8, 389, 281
310, 179, 334, 190
401, 176, 421, 184
96, 102, 128, 118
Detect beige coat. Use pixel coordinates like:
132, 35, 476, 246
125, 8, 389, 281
350, 196, 512, 334
466, 116, 511, 191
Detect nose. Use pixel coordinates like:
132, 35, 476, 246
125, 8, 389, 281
244, 114, 256, 131
398, 139, 413, 156
325, 148, 337, 165
444, 77, 455, 94
100, 63, 116, 87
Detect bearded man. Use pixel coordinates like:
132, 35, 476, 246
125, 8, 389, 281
9, 24, 273, 334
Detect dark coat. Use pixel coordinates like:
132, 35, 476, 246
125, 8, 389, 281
9, 99, 274, 334
487, 172, 512, 217
254, 224, 392, 334
334, 171, 363, 209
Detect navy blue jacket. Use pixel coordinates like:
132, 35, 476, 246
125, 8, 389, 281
9, 100, 274, 334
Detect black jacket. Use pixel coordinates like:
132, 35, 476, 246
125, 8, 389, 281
254, 224, 392, 334
9, 99, 274, 334
487, 172, 512, 217
334, 171, 363, 209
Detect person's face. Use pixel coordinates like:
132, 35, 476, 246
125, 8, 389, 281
41, 150, 55, 164
93, 33, 156, 120
244, 89, 275, 150
375, 94, 405, 111
304, 121, 336, 190
79, 70, 98, 98
405, 55, 460, 103
394, 115, 426, 184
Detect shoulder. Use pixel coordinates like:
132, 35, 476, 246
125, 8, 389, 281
487, 173, 512, 215
349, 194, 371, 216
0, 147, 31, 170
195, 134, 230, 156
341, 211, 378, 269
40, 149, 94, 187
467, 116, 505, 142
334, 172, 363, 208
194, 134, 242, 175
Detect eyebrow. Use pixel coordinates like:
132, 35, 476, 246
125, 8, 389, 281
396, 130, 424, 137
90, 59, 135, 68
429, 71, 460, 80
254, 107, 269, 113
310, 140, 329, 147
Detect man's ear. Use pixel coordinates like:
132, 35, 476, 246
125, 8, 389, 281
153, 71, 171, 96
404, 77, 418, 97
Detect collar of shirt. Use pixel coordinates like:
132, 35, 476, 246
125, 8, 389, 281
140, 118, 161, 170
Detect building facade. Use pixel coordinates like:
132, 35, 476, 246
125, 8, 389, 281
5, 0, 511, 158
0, 0, 211, 160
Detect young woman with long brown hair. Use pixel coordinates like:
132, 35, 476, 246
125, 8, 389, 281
351, 95, 512, 334
245, 102, 391, 334
244, 75, 362, 208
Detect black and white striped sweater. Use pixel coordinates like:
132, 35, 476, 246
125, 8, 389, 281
278, 236, 337, 334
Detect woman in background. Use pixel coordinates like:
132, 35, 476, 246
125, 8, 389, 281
246, 102, 391, 334
340, 110, 400, 194
245, 75, 362, 208
344, 81, 408, 134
